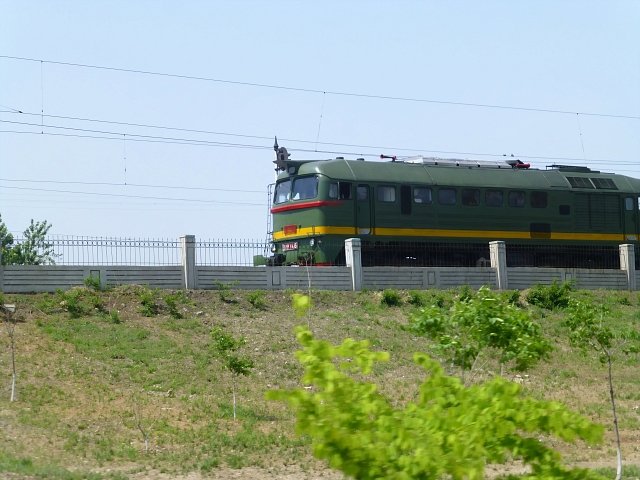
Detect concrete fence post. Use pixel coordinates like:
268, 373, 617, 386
619, 244, 636, 291
180, 235, 196, 289
489, 241, 508, 290
345, 238, 362, 291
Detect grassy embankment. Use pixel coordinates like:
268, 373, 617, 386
0, 285, 639, 479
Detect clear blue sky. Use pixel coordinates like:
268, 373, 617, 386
1, 1, 639, 240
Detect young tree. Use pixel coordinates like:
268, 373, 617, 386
1, 298, 18, 402
564, 300, 640, 480
411, 286, 551, 382
210, 327, 254, 420
269, 326, 605, 480
0, 214, 56, 265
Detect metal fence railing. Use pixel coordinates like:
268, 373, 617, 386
3, 235, 632, 269
9, 236, 182, 266
505, 244, 622, 269
196, 239, 269, 267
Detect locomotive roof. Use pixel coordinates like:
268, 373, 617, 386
284, 158, 640, 193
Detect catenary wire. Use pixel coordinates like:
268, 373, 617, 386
0, 177, 264, 193
1, 123, 637, 166
1, 54, 638, 120
0, 185, 264, 206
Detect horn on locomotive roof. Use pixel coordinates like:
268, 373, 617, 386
273, 136, 290, 172
380, 154, 397, 162
506, 159, 531, 169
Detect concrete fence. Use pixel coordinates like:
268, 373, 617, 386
0, 237, 637, 293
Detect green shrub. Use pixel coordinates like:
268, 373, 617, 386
408, 291, 427, 307
108, 310, 122, 324
526, 281, 573, 310
56, 289, 105, 318
83, 275, 102, 291
138, 288, 160, 317
247, 291, 267, 310
503, 290, 522, 306
458, 285, 473, 302
163, 291, 189, 319
380, 289, 402, 307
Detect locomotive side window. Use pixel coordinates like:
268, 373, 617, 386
438, 188, 456, 205
413, 187, 432, 204
625, 197, 635, 211
329, 183, 338, 199
462, 189, 480, 206
274, 179, 291, 204
339, 182, 352, 199
531, 191, 548, 208
559, 205, 571, 215
508, 191, 525, 207
401, 185, 411, 215
377, 185, 396, 203
291, 176, 318, 200
485, 190, 503, 207
357, 185, 369, 200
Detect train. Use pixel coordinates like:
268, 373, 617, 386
256, 141, 640, 268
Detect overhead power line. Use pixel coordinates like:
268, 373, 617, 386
0, 177, 264, 194
1, 122, 637, 166
0, 184, 264, 206
1, 54, 638, 120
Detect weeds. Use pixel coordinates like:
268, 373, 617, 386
164, 291, 189, 319
138, 287, 160, 317
247, 290, 267, 310
215, 281, 238, 303
381, 289, 402, 307
83, 275, 102, 291
57, 288, 106, 318
526, 280, 573, 310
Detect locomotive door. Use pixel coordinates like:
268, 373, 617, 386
623, 196, 640, 241
356, 184, 372, 235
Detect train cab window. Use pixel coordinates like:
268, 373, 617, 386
413, 187, 432, 204
625, 197, 635, 211
485, 190, 503, 207
377, 185, 396, 203
274, 179, 291, 204
531, 191, 548, 208
357, 185, 369, 200
462, 189, 480, 206
291, 176, 318, 200
438, 188, 456, 205
339, 182, 352, 199
401, 185, 411, 214
328, 182, 352, 200
559, 205, 570, 215
508, 191, 526, 208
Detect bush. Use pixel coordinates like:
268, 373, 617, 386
526, 281, 573, 310
56, 288, 106, 318
83, 275, 102, 291
138, 288, 160, 317
247, 291, 267, 310
408, 291, 427, 307
164, 291, 189, 319
381, 290, 402, 307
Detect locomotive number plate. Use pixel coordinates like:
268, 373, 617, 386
282, 241, 299, 251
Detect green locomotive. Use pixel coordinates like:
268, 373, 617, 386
261, 142, 640, 268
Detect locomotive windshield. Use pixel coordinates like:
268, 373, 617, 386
291, 176, 318, 200
274, 179, 291, 204
273, 176, 318, 204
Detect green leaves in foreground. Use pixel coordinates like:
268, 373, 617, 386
269, 327, 605, 480
412, 286, 552, 373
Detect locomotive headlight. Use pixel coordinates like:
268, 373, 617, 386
270, 244, 277, 253
309, 238, 315, 247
